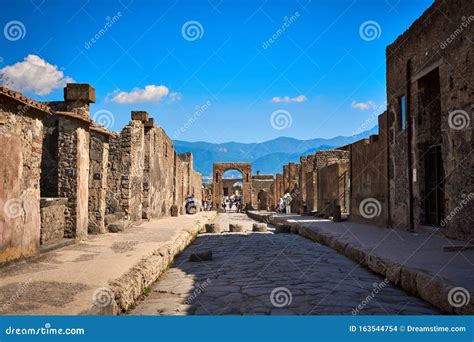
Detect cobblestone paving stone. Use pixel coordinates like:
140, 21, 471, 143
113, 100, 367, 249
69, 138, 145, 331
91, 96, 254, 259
131, 213, 440, 315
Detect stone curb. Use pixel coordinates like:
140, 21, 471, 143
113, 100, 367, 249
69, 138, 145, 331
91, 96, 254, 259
246, 211, 473, 315
99, 212, 217, 315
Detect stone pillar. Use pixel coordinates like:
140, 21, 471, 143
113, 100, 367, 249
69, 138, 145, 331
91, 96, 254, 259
57, 84, 94, 240
88, 128, 111, 234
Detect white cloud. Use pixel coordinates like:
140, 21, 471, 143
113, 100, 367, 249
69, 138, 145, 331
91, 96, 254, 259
0, 55, 73, 96
111, 85, 170, 104
351, 100, 377, 110
272, 95, 307, 103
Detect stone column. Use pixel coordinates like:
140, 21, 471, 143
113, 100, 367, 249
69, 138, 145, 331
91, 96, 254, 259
88, 128, 111, 234
57, 84, 94, 240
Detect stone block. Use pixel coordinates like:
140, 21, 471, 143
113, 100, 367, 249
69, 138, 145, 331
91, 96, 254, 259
144, 118, 155, 128
205, 223, 220, 233
64, 83, 95, 103
170, 205, 179, 217
332, 205, 342, 222
229, 224, 244, 232
131, 111, 149, 122
252, 223, 267, 232
108, 222, 125, 233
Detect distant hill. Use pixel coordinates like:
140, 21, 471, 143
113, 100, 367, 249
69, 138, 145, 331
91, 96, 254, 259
174, 126, 378, 176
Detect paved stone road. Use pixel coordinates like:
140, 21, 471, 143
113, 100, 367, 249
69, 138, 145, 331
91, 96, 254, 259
131, 213, 440, 315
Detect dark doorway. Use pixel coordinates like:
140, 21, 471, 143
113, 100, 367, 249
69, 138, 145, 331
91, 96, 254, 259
424, 145, 444, 226
416, 68, 444, 227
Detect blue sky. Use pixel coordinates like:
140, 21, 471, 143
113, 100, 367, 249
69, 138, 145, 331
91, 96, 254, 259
0, 0, 433, 143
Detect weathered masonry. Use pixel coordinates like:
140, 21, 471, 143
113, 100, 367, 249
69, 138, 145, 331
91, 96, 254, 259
385, 0, 473, 240
0, 84, 203, 264
212, 162, 252, 208
273, 0, 473, 241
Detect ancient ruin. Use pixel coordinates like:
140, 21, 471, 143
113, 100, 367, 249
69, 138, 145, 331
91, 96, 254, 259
0, 84, 203, 264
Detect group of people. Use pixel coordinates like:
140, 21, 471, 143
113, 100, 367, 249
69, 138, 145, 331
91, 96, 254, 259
202, 199, 213, 211
277, 193, 293, 214
221, 195, 243, 213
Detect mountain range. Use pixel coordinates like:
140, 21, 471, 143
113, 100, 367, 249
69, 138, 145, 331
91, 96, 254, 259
173, 126, 378, 177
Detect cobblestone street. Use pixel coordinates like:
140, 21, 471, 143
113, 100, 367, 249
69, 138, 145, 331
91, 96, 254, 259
131, 213, 440, 315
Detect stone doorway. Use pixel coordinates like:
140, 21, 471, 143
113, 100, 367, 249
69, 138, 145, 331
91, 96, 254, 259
416, 68, 445, 227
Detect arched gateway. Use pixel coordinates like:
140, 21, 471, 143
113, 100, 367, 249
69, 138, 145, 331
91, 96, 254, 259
213, 162, 252, 209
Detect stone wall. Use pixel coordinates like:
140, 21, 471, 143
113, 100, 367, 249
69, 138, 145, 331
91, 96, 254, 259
251, 174, 275, 211
0, 84, 202, 264
317, 160, 349, 215
0, 87, 49, 263
88, 128, 111, 234
386, 0, 473, 240
349, 113, 388, 226
40, 198, 67, 244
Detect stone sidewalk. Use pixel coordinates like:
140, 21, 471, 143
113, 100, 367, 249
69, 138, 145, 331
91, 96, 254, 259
247, 211, 474, 314
0, 211, 216, 315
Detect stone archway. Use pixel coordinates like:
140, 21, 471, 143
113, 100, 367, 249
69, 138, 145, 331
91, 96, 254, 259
213, 162, 252, 209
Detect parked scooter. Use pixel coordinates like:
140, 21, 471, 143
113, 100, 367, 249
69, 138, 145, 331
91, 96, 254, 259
185, 195, 197, 214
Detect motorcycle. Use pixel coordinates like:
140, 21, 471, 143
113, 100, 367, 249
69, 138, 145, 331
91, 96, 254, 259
185, 195, 197, 214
